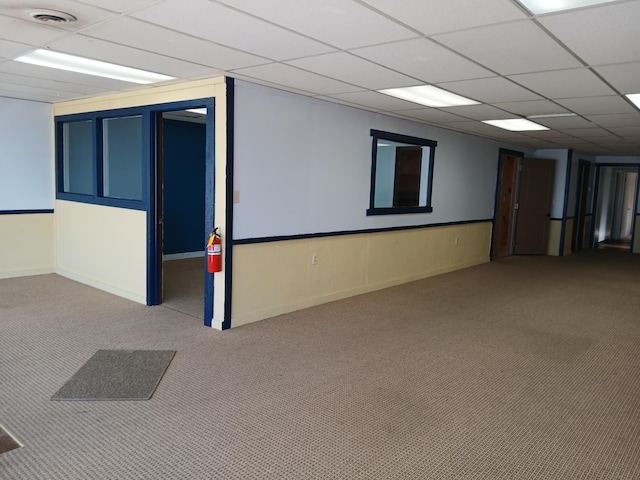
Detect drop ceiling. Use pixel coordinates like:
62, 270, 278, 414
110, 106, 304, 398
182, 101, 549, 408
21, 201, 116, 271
1, 0, 640, 155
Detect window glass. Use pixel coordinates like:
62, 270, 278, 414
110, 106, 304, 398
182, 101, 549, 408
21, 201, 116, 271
368, 130, 436, 215
62, 120, 93, 195
102, 115, 143, 201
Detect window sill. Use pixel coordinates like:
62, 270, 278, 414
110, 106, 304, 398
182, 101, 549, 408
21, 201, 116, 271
366, 206, 433, 216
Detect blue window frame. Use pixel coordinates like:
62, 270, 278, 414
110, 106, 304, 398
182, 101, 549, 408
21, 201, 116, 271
367, 129, 437, 216
56, 107, 149, 210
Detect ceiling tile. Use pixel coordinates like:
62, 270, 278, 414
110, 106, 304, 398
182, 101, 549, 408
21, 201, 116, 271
232, 63, 362, 95
446, 120, 532, 138
560, 128, 622, 140
0, 60, 141, 90
400, 108, 471, 124
133, 0, 335, 61
0, 80, 91, 101
327, 90, 426, 111
77, 0, 166, 13
533, 115, 593, 129
287, 52, 416, 90
508, 69, 616, 98
594, 62, 640, 94
606, 127, 640, 140
350, 38, 494, 84
216, 0, 417, 49
0, 38, 32, 59
437, 77, 542, 103
360, 0, 527, 35
493, 100, 571, 117
433, 20, 581, 75
440, 104, 517, 121
83, 17, 268, 70
0, 71, 107, 96
556, 96, 636, 115
0, 14, 67, 46
48, 34, 218, 78
538, 1, 640, 66
0, 1, 117, 31
586, 113, 640, 128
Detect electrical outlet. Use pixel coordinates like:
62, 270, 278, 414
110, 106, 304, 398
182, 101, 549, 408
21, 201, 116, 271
454, 237, 459, 245
311, 253, 318, 265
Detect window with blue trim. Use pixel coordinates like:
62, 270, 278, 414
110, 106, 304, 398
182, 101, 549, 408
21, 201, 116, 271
367, 129, 437, 216
56, 108, 147, 210
62, 120, 93, 195
102, 115, 143, 201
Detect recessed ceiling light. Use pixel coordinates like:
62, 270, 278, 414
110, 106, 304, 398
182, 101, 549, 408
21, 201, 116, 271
378, 85, 480, 108
482, 119, 549, 131
15, 49, 175, 84
27, 9, 76, 24
626, 94, 640, 110
516, 0, 618, 14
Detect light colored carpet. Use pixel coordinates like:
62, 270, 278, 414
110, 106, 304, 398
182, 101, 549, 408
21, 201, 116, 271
1, 249, 639, 479
162, 257, 204, 318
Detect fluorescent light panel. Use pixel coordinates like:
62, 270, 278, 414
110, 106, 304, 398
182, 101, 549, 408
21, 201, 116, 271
517, 0, 618, 14
15, 49, 174, 84
186, 108, 207, 115
483, 119, 549, 131
626, 94, 640, 110
378, 85, 480, 108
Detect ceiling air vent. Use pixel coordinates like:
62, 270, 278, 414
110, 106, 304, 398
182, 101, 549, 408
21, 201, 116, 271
27, 9, 77, 24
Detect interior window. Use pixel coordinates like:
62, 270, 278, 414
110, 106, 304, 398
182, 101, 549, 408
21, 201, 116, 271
62, 120, 93, 195
368, 130, 436, 215
103, 115, 143, 201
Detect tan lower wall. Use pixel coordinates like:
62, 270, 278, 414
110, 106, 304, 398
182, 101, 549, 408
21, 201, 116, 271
55, 200, 147, 303
547, 220, 562, 256
0, 213, 54, 279
231, 222, 492, 327
563, 218, 574, 256
547, 218, 575, 256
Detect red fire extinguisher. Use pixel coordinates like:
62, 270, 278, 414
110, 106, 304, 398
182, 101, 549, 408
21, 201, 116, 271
207, 228, 222, 273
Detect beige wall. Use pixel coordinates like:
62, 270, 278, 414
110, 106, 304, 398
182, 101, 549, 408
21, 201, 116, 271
0, 213, 54, 279
55, 200, 147, 303
547, 218, 574, 256
231, 222, 492, 327
53, 78, 229, 325
547, 219, 562, 256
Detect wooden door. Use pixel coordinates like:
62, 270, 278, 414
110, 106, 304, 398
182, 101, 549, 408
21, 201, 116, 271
514, 158, 555, 255
492, 152, 520, 259
393, 146, 422, 207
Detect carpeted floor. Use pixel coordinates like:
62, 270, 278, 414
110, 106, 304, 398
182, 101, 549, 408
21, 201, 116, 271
161, 257, 204, 318
0, 249, 639, 479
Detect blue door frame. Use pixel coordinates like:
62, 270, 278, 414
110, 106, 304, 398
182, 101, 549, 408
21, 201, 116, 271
147, 98, 216, 327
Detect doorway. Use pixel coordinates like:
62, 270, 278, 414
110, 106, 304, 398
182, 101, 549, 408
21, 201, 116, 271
492, 149, 522, 259
492, 151, 555, 258
147, 99, 215, 326
159, 109, 207, 317
593, 166, 638, 251
572, 160, 591, 252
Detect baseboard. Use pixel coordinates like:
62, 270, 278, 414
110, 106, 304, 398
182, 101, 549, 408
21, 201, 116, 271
0, 267, 55, 280
163, 251, 204, 261
56, 268, 146, 305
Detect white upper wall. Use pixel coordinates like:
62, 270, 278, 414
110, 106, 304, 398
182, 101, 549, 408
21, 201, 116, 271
233, 81, 521, 239
0, 97, 53, 210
